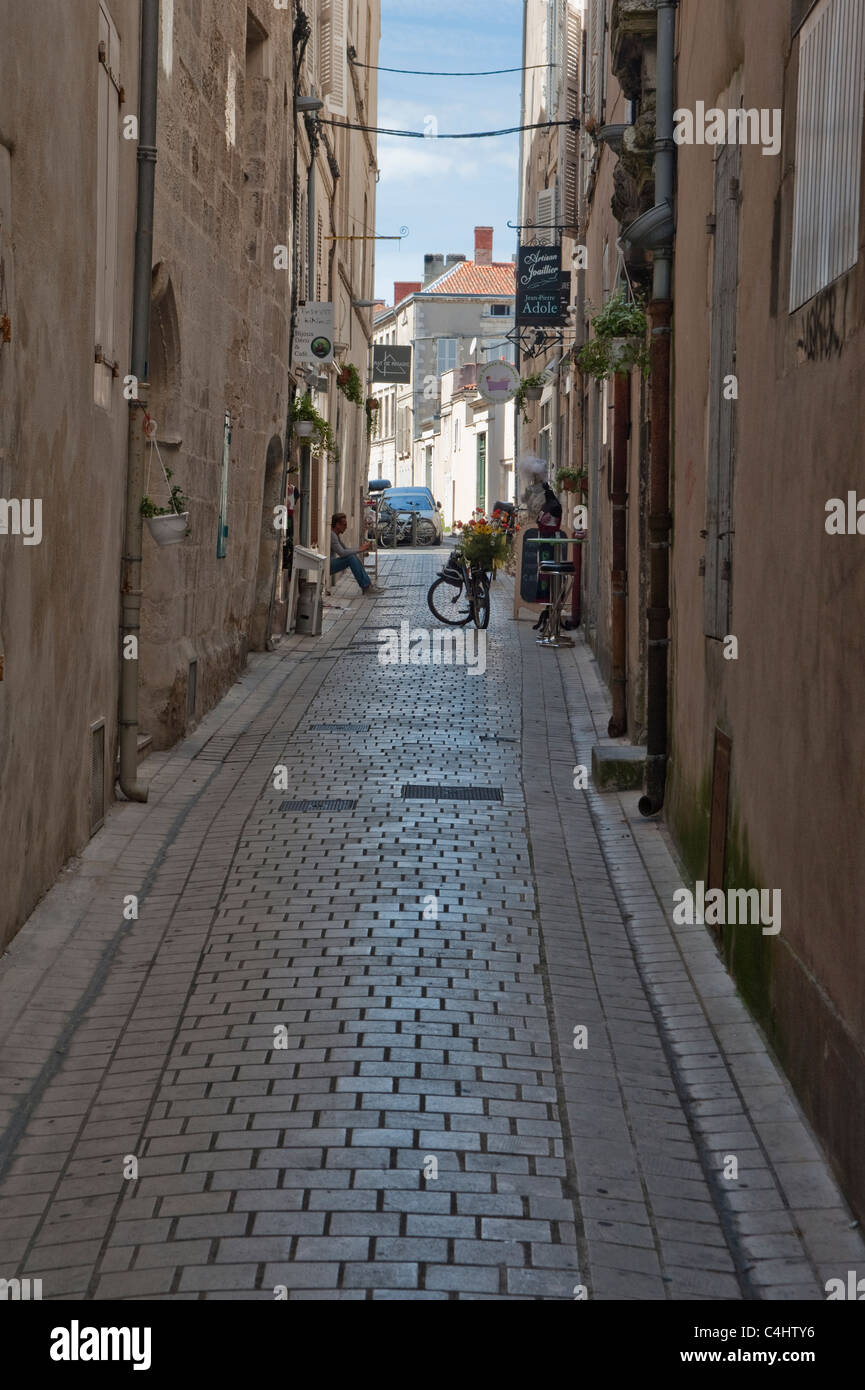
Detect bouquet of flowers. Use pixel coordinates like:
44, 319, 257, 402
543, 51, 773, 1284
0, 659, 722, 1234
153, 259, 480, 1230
454, 509, 516, 571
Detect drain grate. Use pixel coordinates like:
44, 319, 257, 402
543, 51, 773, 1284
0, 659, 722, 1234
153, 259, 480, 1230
401, 784, 503, 802
310, 722, 371, 733
279, 798, 358, 812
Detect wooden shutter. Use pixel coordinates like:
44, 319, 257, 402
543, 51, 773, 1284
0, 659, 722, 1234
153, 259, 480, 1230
790, 0, 865, 309
704, 141, 740, 640
320, 0, 347, 116
562, 2, 581, 227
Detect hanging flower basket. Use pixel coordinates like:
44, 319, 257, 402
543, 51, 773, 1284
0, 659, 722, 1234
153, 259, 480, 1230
140, 454, 190, 546
294, 419, 316, 437
145, 511, 190, 546
609, 336, 643, 370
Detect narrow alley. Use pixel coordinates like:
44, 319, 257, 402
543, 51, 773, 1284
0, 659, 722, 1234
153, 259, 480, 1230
1, 551, 860, 1303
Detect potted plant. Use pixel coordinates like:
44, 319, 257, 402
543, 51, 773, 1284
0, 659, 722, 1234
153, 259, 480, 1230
290, 391, 321, 439
140, 467, 190, 546
577, 289, 650, 380
311, 418, 338, 461
336, 363, 364, 406
555, 467, 584, 494
523, 372, 546, 401
365, 397, 380, 435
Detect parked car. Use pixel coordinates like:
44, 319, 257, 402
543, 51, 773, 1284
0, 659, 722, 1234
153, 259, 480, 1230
377, 487, 444, 545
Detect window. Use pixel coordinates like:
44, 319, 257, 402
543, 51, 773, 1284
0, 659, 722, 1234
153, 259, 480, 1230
489, 303, 510, 317
537, 184, 558, 232
476, 433, 487, 511
95, 1, 121, 407
436, 338, 458, 376
790, 0, 865, 309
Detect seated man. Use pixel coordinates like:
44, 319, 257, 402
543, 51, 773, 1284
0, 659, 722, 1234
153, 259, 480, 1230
330, 512, 385, 595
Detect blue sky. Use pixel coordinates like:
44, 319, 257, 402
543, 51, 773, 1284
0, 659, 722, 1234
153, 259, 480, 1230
373, 0, 525, 302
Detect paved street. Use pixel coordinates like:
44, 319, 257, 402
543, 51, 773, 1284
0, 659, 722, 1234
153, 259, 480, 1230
0, 547, 862, 1301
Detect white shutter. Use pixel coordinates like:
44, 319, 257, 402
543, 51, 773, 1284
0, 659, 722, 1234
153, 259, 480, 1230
320, 0, 347, 116
790, 0, 865, 309
562, 3, 581, 226
537, 186, 557, 233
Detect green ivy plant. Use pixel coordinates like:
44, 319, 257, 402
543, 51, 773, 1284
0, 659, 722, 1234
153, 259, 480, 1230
290, 391, 323, 431
337, 363, 364, 407
577, 289, 651, 379
140, 466, 188, 518
513, 372, 546, 422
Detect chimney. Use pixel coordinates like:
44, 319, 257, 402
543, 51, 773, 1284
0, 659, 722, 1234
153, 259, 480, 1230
424, 254, 445, 286
445, 253, 467, 268
474, 226, 494, 265
393, 281, 422, 307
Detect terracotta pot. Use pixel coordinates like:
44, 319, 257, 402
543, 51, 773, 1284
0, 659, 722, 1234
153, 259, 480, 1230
561, 477, 576, 493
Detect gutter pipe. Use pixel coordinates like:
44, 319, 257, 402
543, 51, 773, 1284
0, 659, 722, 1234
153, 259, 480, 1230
639, 0, 676, 816
118, 0, 159, 802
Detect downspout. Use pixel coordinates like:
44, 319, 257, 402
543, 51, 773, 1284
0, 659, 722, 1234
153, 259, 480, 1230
267, 14, 311, 646
298, 113, 318, 549
118, 0, 159, 802
608, 369, 629, 735
514, 0, 529, 506
639, 0, 676, 815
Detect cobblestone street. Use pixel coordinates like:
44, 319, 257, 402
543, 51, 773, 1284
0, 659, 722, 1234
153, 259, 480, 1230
0, 548, 862, 1301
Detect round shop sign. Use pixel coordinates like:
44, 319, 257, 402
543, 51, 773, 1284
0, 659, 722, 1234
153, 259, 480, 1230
476, 360, 521, 405
310, 335, 333, 359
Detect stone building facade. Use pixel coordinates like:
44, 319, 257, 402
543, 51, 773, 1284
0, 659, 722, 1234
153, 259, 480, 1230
0, 0, 380, 950
554, 0, 865, 1221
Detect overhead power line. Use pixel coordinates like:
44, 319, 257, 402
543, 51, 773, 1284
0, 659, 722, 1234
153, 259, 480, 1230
348, 60, 552, 77
317, 117, 579, 141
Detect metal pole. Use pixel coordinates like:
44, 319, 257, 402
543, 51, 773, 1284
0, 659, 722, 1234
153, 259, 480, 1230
118, 0, 160, 803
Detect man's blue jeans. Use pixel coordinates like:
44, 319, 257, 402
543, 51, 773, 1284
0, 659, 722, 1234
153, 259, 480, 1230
331, 554, 370, 590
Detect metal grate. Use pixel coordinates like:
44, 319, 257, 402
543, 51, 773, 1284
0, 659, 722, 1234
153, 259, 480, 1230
279, 798, 358, 812
401, 784, 503, 802
310, 722, 371, 733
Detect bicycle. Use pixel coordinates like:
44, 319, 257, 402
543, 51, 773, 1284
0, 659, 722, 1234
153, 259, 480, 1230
376, 506, 438, 548
427, 551, 491, 630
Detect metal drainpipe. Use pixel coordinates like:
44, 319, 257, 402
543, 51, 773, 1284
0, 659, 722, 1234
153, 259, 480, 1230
639, 0, 676, 816
118, 0, 159, 802
608, 369, 629, 736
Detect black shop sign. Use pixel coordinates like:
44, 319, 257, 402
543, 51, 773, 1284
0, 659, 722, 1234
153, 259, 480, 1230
517, 245, 566, 325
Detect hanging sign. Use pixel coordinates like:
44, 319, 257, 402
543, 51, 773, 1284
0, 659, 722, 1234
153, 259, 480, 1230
516, 245, 565, 325
294, 302, 334, 366
476, 360, 521, 404
372, 344, 412, 383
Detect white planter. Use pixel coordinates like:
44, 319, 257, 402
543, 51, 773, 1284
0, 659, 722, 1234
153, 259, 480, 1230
145, 511, 189, 546
294, 419, 315, 437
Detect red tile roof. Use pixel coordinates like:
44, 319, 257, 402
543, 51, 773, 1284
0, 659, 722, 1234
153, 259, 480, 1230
424, 260, 516, 297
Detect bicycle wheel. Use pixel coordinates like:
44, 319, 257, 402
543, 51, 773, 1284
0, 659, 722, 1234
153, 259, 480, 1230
416, 519, 438, 546
427, 577, 472, 626
470, 571, 491, 629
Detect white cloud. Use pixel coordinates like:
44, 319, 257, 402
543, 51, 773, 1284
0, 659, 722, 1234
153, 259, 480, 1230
378, 142, 480, 184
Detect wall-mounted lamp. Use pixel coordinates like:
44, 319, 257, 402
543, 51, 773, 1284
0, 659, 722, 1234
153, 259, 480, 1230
295, 94, 324, 113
